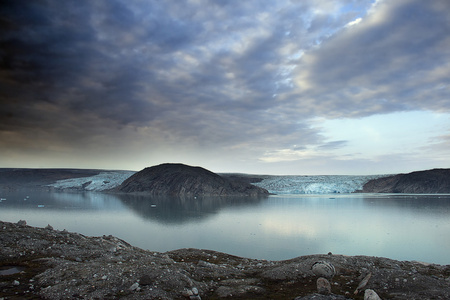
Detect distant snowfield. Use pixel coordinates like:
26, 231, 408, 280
253, 175, 386, 194
48, 171, 136, 191
48, 171, 386, 194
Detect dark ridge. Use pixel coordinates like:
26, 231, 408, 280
115, 163, 269, 197
361, 168, 450, 193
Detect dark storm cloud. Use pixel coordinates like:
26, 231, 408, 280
4, 0, 447, 170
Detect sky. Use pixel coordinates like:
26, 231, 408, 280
1, 0, 449, 175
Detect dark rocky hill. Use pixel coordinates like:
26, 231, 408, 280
361, 168, 450, 193
115, 163, 269, 197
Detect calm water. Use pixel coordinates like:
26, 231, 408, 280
0, 191, 449, 265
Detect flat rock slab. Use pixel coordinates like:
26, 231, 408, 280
1, 220, 449, 299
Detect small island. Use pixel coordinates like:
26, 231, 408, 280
114, 163, 269, 197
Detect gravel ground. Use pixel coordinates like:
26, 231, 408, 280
1, 220, 449, 299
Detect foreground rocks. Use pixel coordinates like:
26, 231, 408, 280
1, 221, 449, 299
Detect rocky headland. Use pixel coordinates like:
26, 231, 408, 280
360, 169, 450, 193
114, 163, 269, 197
1, 220, 449, 300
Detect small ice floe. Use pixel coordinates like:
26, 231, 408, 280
37, 205, 45, 208
150, 204, 157, 208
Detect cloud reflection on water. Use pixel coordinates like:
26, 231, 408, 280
0, 192, 449, 263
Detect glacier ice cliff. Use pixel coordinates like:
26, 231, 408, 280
47, 170, 385, 195
253, 175, 385, 194
48, 171, 135, 191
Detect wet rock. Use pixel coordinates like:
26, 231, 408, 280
364, 289, 382, 300
317, 277, 332, 295
312, 261, 336, 278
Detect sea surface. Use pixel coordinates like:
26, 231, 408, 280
0, 191, 449, 265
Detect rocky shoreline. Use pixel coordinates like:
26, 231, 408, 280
1, 220, 449, 299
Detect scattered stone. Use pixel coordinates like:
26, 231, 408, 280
13, 280, 20, 286
354, 272, 372, 295
129, 282, 139, 291
294, 294, 351, 300
1, 220, 449, 300
139, 274, 153, 285
189, 287, 201, 299
317, 277, 332, 295
17, 220, 27, 226
364, 289, 382, 300
183, 289, 194, 297
312, 261, 336, 278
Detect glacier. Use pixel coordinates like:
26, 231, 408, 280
47, 171, 385, 194
253, 175, 386, 194
48, 171, 135, 192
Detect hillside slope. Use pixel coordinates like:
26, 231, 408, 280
115, 163, 269, 196
361, 169, 450, 193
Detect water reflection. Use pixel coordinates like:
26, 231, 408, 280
0, 191, 449, 264
116, 194, 265, 224
0, 190, 126, 211
361, 194, 450, 215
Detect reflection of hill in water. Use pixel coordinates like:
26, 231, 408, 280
117, 194, 264, 225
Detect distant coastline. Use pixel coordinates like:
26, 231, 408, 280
1, 166, 449, 194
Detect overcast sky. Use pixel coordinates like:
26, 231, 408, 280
1, 0, 449, 175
